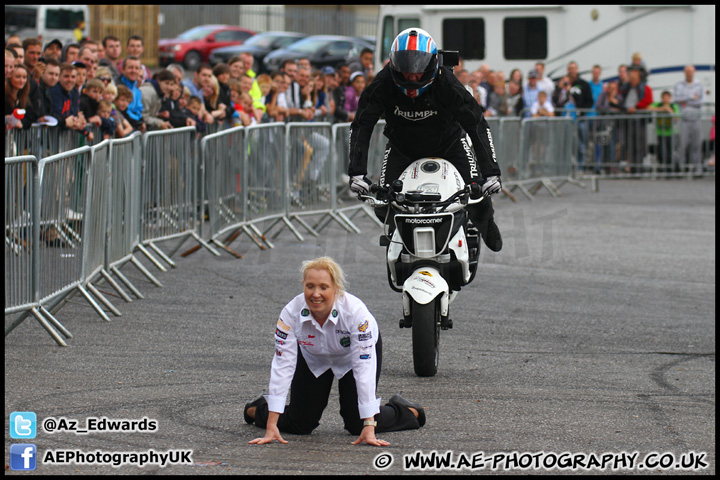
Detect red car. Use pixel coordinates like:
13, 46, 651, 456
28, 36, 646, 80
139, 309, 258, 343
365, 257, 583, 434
159, 25, 256, 70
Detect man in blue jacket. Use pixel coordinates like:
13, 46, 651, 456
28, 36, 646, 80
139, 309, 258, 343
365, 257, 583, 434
118, 55, 146, 132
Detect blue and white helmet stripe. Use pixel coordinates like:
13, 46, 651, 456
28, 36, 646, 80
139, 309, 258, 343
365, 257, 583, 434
391, 28, 437, 56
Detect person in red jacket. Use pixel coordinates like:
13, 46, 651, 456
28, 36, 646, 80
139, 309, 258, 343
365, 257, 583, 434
619, 66, 653, 173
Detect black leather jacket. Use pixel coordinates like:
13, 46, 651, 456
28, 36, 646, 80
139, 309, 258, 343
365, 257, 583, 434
348, 65, 501, 179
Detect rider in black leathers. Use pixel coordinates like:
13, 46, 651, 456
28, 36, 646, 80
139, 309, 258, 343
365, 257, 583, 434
348, 28, 503, 252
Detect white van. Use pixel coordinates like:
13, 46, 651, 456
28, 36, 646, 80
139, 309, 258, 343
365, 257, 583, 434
5, 5, 89, 47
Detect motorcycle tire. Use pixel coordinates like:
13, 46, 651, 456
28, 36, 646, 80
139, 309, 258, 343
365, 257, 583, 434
411, 298, 440, 377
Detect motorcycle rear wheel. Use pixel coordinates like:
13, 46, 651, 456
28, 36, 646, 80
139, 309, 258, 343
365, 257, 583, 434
411, 298, 440, 377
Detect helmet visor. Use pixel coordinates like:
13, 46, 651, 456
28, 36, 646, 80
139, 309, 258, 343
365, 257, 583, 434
390, 50, 434, 74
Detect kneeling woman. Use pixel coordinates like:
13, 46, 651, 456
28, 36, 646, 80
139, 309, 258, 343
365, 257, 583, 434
245, 257, 425, 446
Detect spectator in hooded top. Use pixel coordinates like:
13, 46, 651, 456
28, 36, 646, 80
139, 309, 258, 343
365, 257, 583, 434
140, 69, 176, 130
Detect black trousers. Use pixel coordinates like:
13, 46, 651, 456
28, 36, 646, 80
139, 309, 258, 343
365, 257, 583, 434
254, 335, 420, 435
376, 138, 495, 238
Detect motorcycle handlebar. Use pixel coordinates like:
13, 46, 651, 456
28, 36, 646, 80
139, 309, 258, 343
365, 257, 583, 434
358, 183, 489, 209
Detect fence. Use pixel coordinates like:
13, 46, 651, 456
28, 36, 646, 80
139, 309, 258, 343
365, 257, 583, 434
5, 111, 714, 346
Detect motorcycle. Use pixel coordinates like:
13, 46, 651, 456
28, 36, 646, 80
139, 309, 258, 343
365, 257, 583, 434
358, 158, 490, 377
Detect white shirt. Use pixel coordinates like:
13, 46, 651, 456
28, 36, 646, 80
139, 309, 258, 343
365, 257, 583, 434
266, 292, 381, 419
531, 99, 554, 116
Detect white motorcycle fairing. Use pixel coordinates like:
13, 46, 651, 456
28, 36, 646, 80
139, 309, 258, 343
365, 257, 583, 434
402, 266, 449, 318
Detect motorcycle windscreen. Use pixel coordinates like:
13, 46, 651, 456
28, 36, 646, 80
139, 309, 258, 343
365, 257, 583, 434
394, 213, 454, 257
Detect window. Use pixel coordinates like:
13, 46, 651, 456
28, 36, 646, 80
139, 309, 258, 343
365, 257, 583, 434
5, 6, 37, 30
326, 41, 352, 57
442, 18, 485, 60
230, 30, 253, 42
503, 17, 547, 60
380, 16, 394, 62
45, 8, 85, 30
380, 16, 420, 63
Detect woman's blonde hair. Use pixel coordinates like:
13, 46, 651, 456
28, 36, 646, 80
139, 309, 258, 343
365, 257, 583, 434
301, 257, 346, 295
204, 75, 219, 108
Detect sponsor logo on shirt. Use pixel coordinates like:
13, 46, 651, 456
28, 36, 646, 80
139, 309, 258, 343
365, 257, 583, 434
275, 328, 288, 340
277, 319, 290, 331
331, 309, 338, 318
358, 332, 372, 341
393, 105, 438, 121
301, 308, 310, 316
358, 319, 369, 332
340, 336, 350, 348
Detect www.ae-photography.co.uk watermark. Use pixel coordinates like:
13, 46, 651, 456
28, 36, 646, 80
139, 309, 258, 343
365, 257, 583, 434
373, 450, 709, 472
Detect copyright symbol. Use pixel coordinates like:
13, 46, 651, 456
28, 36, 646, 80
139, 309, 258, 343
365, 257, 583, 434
373, 452, 393, 470
43, 417, 57, 433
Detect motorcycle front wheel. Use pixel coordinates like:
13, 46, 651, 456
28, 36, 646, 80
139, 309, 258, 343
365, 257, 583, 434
411, 298, 440, 377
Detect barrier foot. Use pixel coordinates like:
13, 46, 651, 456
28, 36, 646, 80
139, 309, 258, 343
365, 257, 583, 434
246, 224, 274, 249
86, 283, 122, 317
563, 176, 588, 189
191, 232, 222, 257
540, 178, 562, 198
289, 215, 319, 237
234, 225, 266, 251
130, 256, 163, 287
30, 307, 68, 347
262, 217, 283, 238
111, 265, 145, 299
326, 211, 362, 234
513, 183, 536, 201
38, 305, 73, 339
211, 238, 244, 259
137, 244, 168, 272
100, 268, 133, 303
77, 285, 111, 322
500, 186, 518, 203
336, 211, 365, 233
149, 241, 178, 267
274, 217, 304, 242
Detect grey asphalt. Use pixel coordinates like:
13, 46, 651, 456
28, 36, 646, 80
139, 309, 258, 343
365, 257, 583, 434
5, 177, 715, 475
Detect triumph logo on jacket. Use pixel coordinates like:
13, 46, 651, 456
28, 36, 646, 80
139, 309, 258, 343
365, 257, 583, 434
393, 105, 438, 121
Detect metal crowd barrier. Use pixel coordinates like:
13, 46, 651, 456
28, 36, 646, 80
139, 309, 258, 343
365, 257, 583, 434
280, 122, 351, 240
242, 123, 287, 247
579, 111, 715, 179
201, 126, 252, 257
140, 126, 219, 270
5, 155, 73, 346
329, 121, 388, 233
104, 132, 161, 296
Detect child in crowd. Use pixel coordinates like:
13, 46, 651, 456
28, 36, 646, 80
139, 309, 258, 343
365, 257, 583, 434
186, 96, 206, 136
80, 78, 105, 127
531, 90, 555, 117
103, 82, 118, 110
344, 71, 365, 117
238, 92, 259, 126
228, 80, 246, 127
96, 99, 117, 140
169, 84, 195, 128
73, 61, 87, 94
114, 84, 137, 137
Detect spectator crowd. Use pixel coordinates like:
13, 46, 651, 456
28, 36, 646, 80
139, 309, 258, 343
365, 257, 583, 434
5, 32, 712, 173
